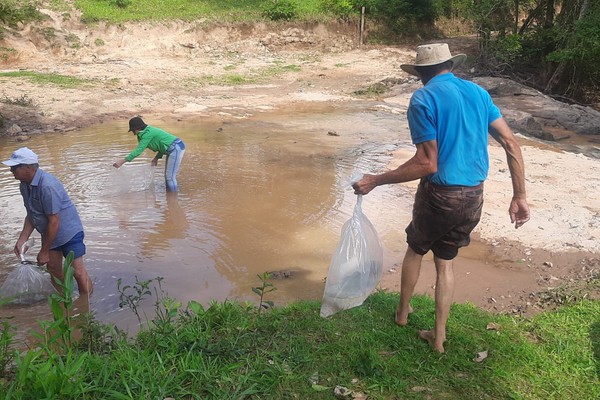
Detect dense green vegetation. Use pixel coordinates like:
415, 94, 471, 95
1, 264, 599, 399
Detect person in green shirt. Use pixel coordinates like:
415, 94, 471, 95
113, 117, 186, 192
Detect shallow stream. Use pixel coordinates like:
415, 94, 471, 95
0, 105, 417, 336
1, 103, 598, 339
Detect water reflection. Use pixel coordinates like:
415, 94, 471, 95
0, 108, 410, 334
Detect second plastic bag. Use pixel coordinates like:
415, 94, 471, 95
0, 241, 55, 305
320, 194, 383, 317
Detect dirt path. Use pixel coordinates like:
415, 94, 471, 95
1, 12, 599, 316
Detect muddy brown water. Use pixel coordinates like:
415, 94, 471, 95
0, 105, 409, 336
0, 104, 595, 340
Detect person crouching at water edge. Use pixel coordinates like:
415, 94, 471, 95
3, 147, 94, 296
113, 117, 186, 192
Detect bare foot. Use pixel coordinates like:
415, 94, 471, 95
418, 330, 445, 353
395, 304, 414, 326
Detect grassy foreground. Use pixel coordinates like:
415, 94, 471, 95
1, 287, 599, 399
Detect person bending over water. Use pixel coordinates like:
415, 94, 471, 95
113, 117, 186, 192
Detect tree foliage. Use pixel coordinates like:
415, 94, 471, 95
0, 0, 42, 26
461, 0, 600, 104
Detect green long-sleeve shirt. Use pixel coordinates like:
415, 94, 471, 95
125, 125, 177, 162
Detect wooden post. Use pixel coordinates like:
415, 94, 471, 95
360, 7, 365, 46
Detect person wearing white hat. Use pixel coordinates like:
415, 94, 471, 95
353, 43, 530, 353
3, 147, 93, 296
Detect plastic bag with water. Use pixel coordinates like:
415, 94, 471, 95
103, 164, 155, 196
320, 190, 383, 318
0, 239, 55, 305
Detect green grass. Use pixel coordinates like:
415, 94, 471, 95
185, 74, 256, 87
73, 0, 331, 24
1, 291, 598, 399
0, 71, 93, 88
183, 62, 301, 87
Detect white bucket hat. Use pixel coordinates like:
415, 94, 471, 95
400, 43, 467, 77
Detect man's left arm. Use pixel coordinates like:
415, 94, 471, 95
38, 213, 59, 266
38, 184, 62, 265
489, 117, 530, 228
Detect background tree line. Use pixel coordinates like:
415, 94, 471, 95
329, 0, 600, 105
2, 0, 599, 105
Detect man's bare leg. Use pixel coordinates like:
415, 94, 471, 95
47, 251, 64, 293
396, 247, 423, 326
48, 251, 93, 296
419, 256, 454, 353
72, 256, 93, 296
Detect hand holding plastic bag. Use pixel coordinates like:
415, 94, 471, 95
0, 239, 55, 305
320, 186, 383, 317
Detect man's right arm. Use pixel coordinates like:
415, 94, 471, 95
15, 216, 35, 258
489, 117, 530, 228
352, 140, 438, 195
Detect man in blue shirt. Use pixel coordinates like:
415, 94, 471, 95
3, 147, 93, 296
353, 43, 530, 353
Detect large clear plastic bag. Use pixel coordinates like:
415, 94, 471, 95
0, 241, 55, 305
320, 194, 383, 317
103, 164, 155, 196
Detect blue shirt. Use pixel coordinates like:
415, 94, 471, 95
20, 168, 84, 248
407, 73, 502, 186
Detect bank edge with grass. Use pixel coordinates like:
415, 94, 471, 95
0, 260, 599, 399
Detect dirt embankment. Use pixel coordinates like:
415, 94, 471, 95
0, 9, 375, 136
1, 9, 599, 316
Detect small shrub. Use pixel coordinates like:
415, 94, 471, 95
353, 82, 389, 96
0, 46, 16, 62
263, 0, 298, 21
65, 33, 81, 49
252, 272, 277, 312
320, 0, 355, 18
0, 0, 43, 27
38, 26, 56, 41
94, 38, 105, 46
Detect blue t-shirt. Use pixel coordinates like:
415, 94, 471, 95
407, 73, 502, 186
20, 168, 84, 248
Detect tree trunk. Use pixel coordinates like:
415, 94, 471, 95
544, 0, 590, 94
544, 0, 555, 28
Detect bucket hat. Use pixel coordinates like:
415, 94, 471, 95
400, 43, 467, 77
2, 147, 39, 166
128, 117, 148, 132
